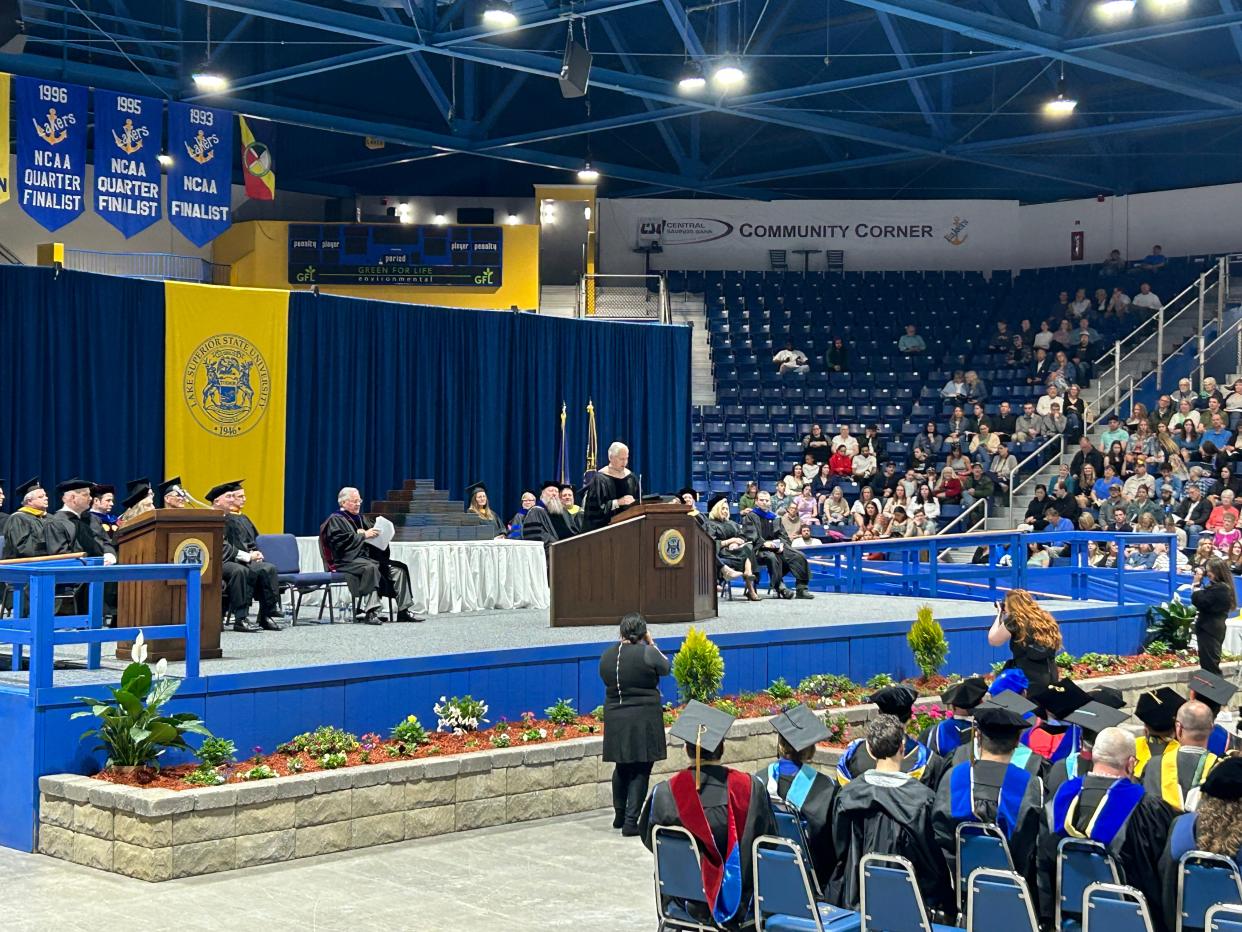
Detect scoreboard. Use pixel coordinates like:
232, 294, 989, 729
288, 223, 503, 287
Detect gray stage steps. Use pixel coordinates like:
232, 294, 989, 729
369, 478, 496, 542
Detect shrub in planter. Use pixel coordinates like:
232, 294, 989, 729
671, 627, 724, 703
196, 737, 237, 768
390, 715, 430, 748
798, 673, 856, 699
1055, 651, 1076, 670
434, 695, 489, 733
278, 725, 359, 757
545, 698, 578, 725
766, 677, 795, 701
907, 605, 949, 682
867, 673, 896, 690
1146, 594, 1196, 651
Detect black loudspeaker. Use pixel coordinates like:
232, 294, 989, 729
0, 0, 23, 54
559, 38, 591, 99
457, 207, 495, 225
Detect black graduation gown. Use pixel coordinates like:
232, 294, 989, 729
1035, 774, 1173, 928
741, 509, 809, 586
920, 718, 974, 759
704, 517, 756, 573
838, 736, 948, 790
931, 758, 1045, 881
2, 509, 48, 558
827, 770, 951, 911
1046, 753, 1092, 795
520, 504, 575, 548
756, 762, 838, 887
471, 509, 507, 537
582, 470, 640, 533
44, 509, 105, 557
640, 765, 777, 930
319, 510, 414, 613
87, 512, 118, 558
599, 642, 669, 764
950, 739, 1048, 784
223, 511, 280, 615
1140, 746, 1216, 812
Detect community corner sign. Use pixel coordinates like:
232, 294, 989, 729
15, 76, 88, 232
167, 102, 233, 247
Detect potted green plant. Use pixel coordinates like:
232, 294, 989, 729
1146, 592, 1196, 651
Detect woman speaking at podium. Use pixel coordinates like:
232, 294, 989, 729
582, 441, 641, 532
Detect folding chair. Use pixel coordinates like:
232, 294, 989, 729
955, 822, 1013, 914
1207, 903, 1242, 930
1178, 850, 1242, 932
966, 868, 1038, 932
1083, 882, 1154, 932
1057, 838, 1119, 931
770, 799, 822, 897
752, 835, 860, 931
654, 824, 733, 931
255, 533, 349, 625
859, 853, 957, 932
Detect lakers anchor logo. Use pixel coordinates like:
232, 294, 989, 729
657, 528, 686, 567
183, 334, 271, 437
943, 216, 970, 246
185, 129, 219, 165
34, 107, 73, 145
112, 118, 147, 154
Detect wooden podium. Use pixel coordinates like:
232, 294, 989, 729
115, 508, 225, 661
548, 502, 717, 627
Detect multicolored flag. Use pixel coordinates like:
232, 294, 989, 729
239, 115, 275, 201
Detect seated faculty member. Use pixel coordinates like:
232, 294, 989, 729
320, 487, 423, 625
209, 481, 285, 632
742, 490, 813, 599
2, 477, 49, 559
521, 480, 578, 548
464, 481, 507, 538
582, 442, 640, 532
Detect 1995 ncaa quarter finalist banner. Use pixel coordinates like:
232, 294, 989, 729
15, 76, 87, 231
93, 89, 162, 237
167, 101, 232, 246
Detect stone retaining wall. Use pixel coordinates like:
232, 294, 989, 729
36, 662, 1235, 881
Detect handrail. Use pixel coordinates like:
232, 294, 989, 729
1007, 434, 1064, 512
1092, 274, 1203, 367
935, 496, 987, 536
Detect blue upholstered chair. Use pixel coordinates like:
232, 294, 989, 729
255, 533, 349, 625
966, 868, 1038, 932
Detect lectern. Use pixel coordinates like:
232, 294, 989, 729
548, 502, 717, 627
115, 508, 225, 661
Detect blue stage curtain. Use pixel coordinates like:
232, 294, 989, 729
284, 294, 691, 534
0, 266, 165, 503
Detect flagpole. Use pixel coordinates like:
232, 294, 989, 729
558, 401, 568, 484
585, 399, 597, 475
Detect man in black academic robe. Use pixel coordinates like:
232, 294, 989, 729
826, 714, 951, 912
582, 442, 641, 533
1140, 699, 1218, 812
921, 677, 988, 761
1134, 687, 1184, 779
320, 486, 422, 625
209, 481, 285, 632
932, 699, 1046, 892
838, 686, 947, 789
741, 490, 813, 599
521, 481, 577, 549
44, 478, 116, 615
2, 477, 49, 560
756, 705, 838, 889
640, 702, 776, 931
1035, 726, 1173, 929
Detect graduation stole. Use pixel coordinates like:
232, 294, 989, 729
1052, 777, 1146, 847
752, 508, 777, 521
835, 739, 865, 785
1159, 749, 1217, 812
949, 760, 1033, 839
668, 769, 753, 925
931, 718, 972, 756
1022, 721, 1082, 763
1208, 725, 1237, 757
766, 761, 818, 811
17, 506, 45, 517
835, 737, 929, 785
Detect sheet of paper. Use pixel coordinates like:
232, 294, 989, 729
371, 515, 395, 549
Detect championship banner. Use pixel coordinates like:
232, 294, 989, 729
239, 115, 276, 201
164, 281, 288, 533
93, 89, 162, 237
167, 101, 232, 246
15, 75, 87, 231
0, 74, 10, 206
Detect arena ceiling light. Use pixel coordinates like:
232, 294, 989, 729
576, 161, 601, 183
157, 152, 173, 167
1148, 0, 1188, 12
481, 0, 518, 29
1095, 0, 1137, 18
712, 59, 746, 90
1044, 72, 1077, 117
677, 60, 707, 93
192, 6, 228, 93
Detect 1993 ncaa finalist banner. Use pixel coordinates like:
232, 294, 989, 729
93, 89, 162, 238
168, 101, 232, 246
15, 76, 87, 232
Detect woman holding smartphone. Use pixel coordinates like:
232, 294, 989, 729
987, 589, 1063, 700
1191, 557, 1238, 675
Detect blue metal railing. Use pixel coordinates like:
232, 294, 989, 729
802, 529, 1179, 605
63, 249, 230, 285
0, 559, 202, 694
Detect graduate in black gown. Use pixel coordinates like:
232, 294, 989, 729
1024, 679, 1089, 766
640, 701, 776, 930
582, 442, 640, 533
837, 685, 946, 789
44, 478, 114, 615
464, 482, 507, 538
741, 489, 813, 599
1045, 699, 1131, 794
933, 697, 1047, 892
704, 494, 760, 601
520, 481, 577, 548
1139, 699, 1220, 812
1188, 669, 1242, 757
209, 480, 285, 632
1036, 726, 1173, 929
2, 477, 49, 559
507, 490, 535, 540
827, 713, 951, 912
921, 677, 988, 760
1134, 687, 1185, 779
756, 705, 838, 887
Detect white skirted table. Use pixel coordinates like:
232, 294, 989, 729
1224, 619, 1242, 657
295, 537, 549, 617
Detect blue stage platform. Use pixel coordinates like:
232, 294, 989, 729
0, 531, 1176, 852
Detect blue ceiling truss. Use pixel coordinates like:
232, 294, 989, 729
9, 0, 1242, 200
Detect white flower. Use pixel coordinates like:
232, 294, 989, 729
131, 631, 147, 665
154, 657, 168, 680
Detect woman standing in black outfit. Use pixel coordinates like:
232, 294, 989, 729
1192, 557, 1237, 675
987, 588, 1063, 700
599, 612, 670, 836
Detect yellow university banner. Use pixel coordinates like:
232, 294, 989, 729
0, 74, 10, 206
164, 281, 288, 532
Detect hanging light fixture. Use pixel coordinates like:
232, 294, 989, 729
712, 59, 746, 90
1148, 0, 1188, 13
482, 0, 518, 28
1044, 65, 1077, 117
677, 59, 707, 93
577, 161, 601, 183
1095, 0, 1136, 18
191, 7, 229, 93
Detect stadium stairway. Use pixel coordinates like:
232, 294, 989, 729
671, 293, 716, 406
369, 479, 495, 542
538, 284, 578, 318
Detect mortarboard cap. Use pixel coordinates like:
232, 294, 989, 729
1202, 756, 1242, 801
1065, 701, 1130, 735
868, 685, 919, 722
1088, 686, 1126, 710
973, 700, 1032, 738
677, 487, 697, 501
1188, 670, 1238, 710
1032, 679, 1092, 722
125, 477, 150, 495
707, 493, 729, 512
669, 700, 735, 755
55, 478, 93, 496
204, 480, 243, 503
89, 483, 115, 499
984, 689, 1037, 719
1135, 687, 1185, 733
15, 476, 42, 499
120, 482, 152, 512
539, 479, 561, 493
943, 677, 989, 710
989, 668, 1029, 697
464, 481, 487, 502
155, 476, 184, 506
559, 484, 576, 494
771, 704, 830, 753
521, 489, 536, 499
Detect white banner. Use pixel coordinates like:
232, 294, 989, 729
600, 198, 1019, 273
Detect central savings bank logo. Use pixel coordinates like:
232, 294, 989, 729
182, 334, 271, 436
